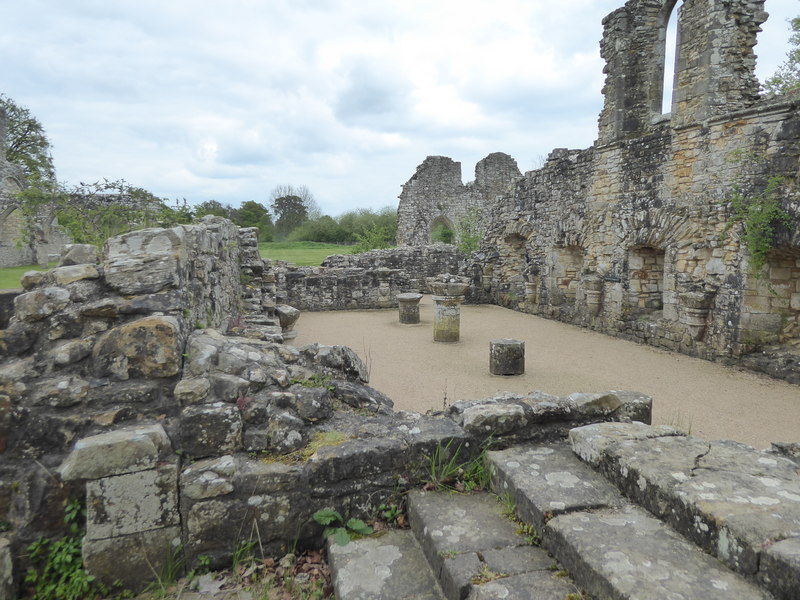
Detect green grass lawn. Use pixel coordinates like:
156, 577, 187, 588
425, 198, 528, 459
0, 263, 56, 289
259, 241, 355, 266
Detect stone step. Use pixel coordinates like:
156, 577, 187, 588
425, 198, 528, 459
569, 422, 800, 600
327, 529, 445, 600
408, 489, 582, 600
487, 440, 773, 599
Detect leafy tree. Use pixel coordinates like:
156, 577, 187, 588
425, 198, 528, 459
456, 208, 483, 254
288, 215, 346, 243
194, 200, 234, 219
431, 222, 454, 244
271, 194, 309, 239
17, 178, 187, 247
352, 224, 394, 253
234, 200, 273, 241
0, 94, 56, 183
764, 16, 800, 95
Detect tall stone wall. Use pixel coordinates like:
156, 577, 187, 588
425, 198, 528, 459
397, 0, 800, 382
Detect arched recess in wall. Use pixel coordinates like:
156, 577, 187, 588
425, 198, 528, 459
627, 246, 666, 315
0, 205, 25, 249
655, 0, 683, 117
547, 246, 584, 306
430, 215, 455, 244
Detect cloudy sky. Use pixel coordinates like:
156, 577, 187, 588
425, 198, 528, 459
2, 0, 796, 216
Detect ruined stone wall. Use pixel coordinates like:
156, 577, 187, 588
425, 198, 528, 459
276, 245, 464, 310
396, 153, 522, 246
398, 0, 800, 383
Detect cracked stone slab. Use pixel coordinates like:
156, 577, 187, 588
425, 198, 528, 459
328, 529, 443, 600
466, 571, 579, 600
545, 505, 771, 600
488, 442, 624, 529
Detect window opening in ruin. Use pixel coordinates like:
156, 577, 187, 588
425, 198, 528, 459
659, 0, 683, 116
0, 207, 24, 250
498, 233, 528, 300
740, 246, 800, 345
430, 216, 455, 244
628, 247, 665, 314
549, 246, 583, 305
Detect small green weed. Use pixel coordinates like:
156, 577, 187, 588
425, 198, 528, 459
377, 502, 405, 526
470, 563, 508, 584
291, 374, 335, 391
422, 438, 494, 493
24, 498, 112, 600
313, 509, 373, 546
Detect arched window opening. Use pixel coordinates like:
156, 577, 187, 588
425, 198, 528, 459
430, 216, 455, 244
654, 0, 683, 117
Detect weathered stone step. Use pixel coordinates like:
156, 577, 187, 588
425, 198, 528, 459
408, 490, 582, 600
570, 422, 800, 600
488, 440, 773, 599
327, 529, 445, 600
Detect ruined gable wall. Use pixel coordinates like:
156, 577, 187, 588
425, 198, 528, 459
396, 153, 522, 246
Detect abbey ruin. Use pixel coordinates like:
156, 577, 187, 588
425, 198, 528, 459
0, 0, 799, 598
398, 0, 800, 383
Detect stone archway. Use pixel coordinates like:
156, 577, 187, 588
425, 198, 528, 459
430, 215, 455, 244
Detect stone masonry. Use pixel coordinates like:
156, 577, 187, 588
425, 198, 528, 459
396, 0, 800, 383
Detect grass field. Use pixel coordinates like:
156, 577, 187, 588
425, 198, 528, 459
0, 263, 56, 289
258, 241, 355, 266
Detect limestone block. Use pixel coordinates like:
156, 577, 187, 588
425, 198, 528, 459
51, 264, 99, 285
0, 322, 37, 356
20, 270, 44, 290
759, 536, 800, 600
85, 464, 179, 540
791, 293, 800, 311
460, 402, 527, 435
30, 376, 89, 408
13, 287, 70, 322
104, 226, 187, 295
179, 402, 242, 458
569, 421, 686, 467
267, 410, 306, 453
59, 243, 98, 266
51, 338, 94, 366
92, 316, 183, 380
181, 455, 236, 500
210, 373, 249, 402
59, 423, 171, 481
83, 526, 181, 591
292, 385, 333, 422
173, 376, 211, 405
0, 537, 12, 600
328, 379, 394, 413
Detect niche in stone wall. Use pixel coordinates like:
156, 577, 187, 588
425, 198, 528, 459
627, 246, 665, 314
740, 246, 800, 345
548, 246, 584, 305
0, 207, 24, 249
498, 233, 528, 300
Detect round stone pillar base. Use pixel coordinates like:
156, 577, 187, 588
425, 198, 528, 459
397, 293, 423, 324
489, 338, 525, 375
432, 295, 462, 342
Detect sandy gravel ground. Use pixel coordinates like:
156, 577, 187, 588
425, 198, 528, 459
293, 297, 800, 450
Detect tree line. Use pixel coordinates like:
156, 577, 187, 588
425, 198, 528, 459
1, 94, 396, 250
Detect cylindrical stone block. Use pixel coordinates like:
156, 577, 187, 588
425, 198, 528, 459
489, 339, 525, 375
432, 295, 462, 342
397, 293, 423, 324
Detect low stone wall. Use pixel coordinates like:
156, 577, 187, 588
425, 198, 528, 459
276, 244, 464, 311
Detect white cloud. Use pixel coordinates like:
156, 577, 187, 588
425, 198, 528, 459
1, 0, 796, 215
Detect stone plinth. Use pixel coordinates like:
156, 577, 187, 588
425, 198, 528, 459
432, 295, 463, 342
397, 293, 423, 324
489, 339, 525, 375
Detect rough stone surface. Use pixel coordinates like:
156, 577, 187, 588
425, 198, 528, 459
488, 338, 524, 376
85, 463, 179, 540
83, 526, 182, 591
489, 443, 623, 529
328, 530, 444, 600
408, 490, 581, 600
546, 504, 771, 600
